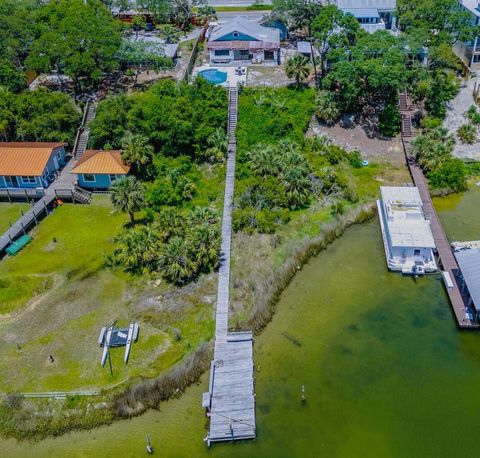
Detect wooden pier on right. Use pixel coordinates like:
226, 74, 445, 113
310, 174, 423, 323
399, 92, 479, 329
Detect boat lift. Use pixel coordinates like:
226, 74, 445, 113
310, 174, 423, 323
98, 321, 139, 371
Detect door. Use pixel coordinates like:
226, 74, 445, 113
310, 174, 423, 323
5, 176, 19, 188
233, 49, 250, 60
264, 50, 274, 61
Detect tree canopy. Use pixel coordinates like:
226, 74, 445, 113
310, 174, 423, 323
26, 0, 122, 92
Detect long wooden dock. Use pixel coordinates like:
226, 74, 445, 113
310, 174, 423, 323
203, 86, 256, 445
399, 92, 478, 329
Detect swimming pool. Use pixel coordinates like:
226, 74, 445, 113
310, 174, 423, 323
198, 68, 227, 85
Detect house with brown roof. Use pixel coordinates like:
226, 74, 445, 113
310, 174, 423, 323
71, 150, 130, 190
0, 142, 67, 189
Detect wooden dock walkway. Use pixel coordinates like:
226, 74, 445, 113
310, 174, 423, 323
203, 87, 256, 445
399, 92, 478, 329
0, 104, 96, 254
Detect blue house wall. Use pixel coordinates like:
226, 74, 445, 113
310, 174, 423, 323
0, 146, 66, 189
44, 146, 66, 175
0, 175, 42, 189
77, 173, 126, 189
213, 31, 258, 42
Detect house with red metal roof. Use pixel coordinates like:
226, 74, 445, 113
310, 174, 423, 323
0, 142, 67, 189
71, 150, 130, 190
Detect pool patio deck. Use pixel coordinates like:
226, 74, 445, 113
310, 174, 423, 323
193, 65, 247, 87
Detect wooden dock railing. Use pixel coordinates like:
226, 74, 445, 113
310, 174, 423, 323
398, 92, 478, 329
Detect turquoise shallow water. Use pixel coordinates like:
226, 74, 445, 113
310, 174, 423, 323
2, 187, 480, 457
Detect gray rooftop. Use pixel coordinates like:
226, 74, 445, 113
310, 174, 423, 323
209, 16, 280, 44
297, 41, 312, 54
127, 34, 178, 58
455, 247, 480, 311
334, 0, 396, 10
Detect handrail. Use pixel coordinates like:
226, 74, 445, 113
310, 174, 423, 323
72, 101, 90, 158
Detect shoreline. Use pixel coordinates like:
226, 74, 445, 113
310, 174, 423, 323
0, 202, 375, 442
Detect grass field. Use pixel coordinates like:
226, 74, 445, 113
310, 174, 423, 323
0, 196, 215, 393
0, 203, 30, 234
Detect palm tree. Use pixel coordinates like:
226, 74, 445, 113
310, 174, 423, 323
158, 236, 196, 284
204, 127, 228, 162
285, 54, 311, 86
160, 25, 181, 44
113, 225, 160, 274
197, 6, 217, 26
188, 223, 221, 270
280, 166, 312, 210
247, 144, 279, 178
121, 133, 154, 178
412, 128, 454, 171
110, 176, 144, 225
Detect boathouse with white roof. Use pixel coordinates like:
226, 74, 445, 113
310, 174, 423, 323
377, 186, 438, 275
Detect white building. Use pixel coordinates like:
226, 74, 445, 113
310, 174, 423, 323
455, 0, 480, 68
207, 17, 280, 65
377, 186, 438, 275
332, 0, 397, 33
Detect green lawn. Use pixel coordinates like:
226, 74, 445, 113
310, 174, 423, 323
0, 203, 30, 234
0, 196, 215, 392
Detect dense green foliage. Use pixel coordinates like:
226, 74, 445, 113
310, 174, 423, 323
0, 0, 124, 93
97, 79, 227, 283
412, 128, 467, 192
237, 87, 316, 150
90, 79, 227, 157
27, 0, 122, 92
0, 87, 81, 143
397, 0, 479, 46
236, 88, 363, 234
272, 1, 470, 128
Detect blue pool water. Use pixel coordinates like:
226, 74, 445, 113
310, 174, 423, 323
199, 69, 227, 85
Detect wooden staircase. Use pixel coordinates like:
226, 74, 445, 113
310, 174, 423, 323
228, 87, 238, 141
74, 103, 96, 159
401, 115, 413, 137
398, 91, 413, 138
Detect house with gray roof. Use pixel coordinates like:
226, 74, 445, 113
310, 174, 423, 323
207, 17, 281, 65
332, 0, 397, 33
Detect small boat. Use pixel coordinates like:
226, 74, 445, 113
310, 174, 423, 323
146, 434, 153, 454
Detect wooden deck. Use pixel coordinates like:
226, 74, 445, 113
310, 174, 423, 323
399, 93, 479, 329
207, 332, 256, 444
204, 87, 256, 445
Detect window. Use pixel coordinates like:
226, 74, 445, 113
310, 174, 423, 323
83, 174, 95, 183
109, 174, 117, 183
233, 32, 239, 38
21, 176, 36, 184
264, 50, 274, 61
414, 249, 421, 256
215, 50, 230, 56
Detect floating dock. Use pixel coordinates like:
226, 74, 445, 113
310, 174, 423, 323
203, 86, 256, 445
399, 92, 479, 329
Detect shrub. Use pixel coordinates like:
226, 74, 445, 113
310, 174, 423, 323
378, 103, 401, 137
347, 150, 363, 168
466, 105, 480, 125
457, 123, 477, 144
427, 158, 467, 192
315, 90, 341, 126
